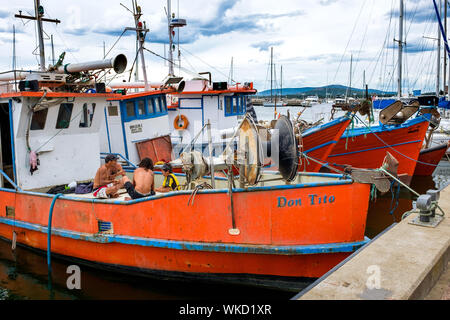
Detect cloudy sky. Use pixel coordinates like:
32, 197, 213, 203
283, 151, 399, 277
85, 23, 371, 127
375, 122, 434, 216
0, 0, 446, 93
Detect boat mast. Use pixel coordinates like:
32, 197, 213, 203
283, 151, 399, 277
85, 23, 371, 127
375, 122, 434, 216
15, 0, 60, 71
437, 0, 442, 96
270, 47, 273, 103
346, 54, 352, 100
167, 0, 174, 76
133, 1, 149, 90
166, 0, 186, 77
12, 25, 17, 92
397, 0, 404, 99
445, 0, 448, 94
432, 0, 450, 97
35, 0, 45, 71
280, 65, 283, 100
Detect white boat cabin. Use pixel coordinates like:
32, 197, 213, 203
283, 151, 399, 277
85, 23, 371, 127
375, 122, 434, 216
0, 91, 120, 190
100, 91, 171, 165
167, 79, 256, 156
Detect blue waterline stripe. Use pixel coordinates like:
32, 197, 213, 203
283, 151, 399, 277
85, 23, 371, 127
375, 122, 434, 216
0, 217, 369, 255
328, 140, 421, 158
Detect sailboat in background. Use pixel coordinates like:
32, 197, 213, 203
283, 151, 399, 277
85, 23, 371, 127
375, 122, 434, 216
326, 0, 431, 184
263, 47, 287, 108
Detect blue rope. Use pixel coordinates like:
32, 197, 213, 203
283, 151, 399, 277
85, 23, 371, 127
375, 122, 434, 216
388, 181, 401, 217
47, 193, 63, 273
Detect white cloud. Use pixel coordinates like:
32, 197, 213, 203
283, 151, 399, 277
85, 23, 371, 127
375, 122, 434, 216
0, 0, 443, 93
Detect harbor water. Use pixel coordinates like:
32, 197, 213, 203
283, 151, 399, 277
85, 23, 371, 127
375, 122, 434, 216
0, 104, 448, 300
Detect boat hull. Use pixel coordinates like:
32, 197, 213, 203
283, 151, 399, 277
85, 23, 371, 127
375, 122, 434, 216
301, 115, 352, 172
0, 174, 370, 285
413, 142, 449, 176
326, 117, 430, 184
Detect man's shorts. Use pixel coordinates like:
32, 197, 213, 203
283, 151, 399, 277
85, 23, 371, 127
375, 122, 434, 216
93, 183, 114, 199
124, 181, 155, 200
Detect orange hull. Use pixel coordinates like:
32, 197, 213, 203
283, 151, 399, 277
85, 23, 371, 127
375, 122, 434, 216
0, 174, 370, 286
327, 117, 430, 183
413, 142, 449, 176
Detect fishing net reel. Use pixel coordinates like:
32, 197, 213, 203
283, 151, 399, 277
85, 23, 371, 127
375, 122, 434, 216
237, 114, 300, 186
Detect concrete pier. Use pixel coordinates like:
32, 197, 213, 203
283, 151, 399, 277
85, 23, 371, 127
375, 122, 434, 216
295, 186, 450, 300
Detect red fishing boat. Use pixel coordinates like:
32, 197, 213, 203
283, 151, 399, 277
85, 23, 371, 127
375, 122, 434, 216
299, 114, 352, 172
413, 141, 449, 176
326, 114, 430, 184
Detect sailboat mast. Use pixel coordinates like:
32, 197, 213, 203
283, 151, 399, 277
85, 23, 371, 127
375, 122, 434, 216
348, 54, 353, 99
270, 47, 273, 103
437, 0, 442, 96
398, 0, 404, 98
281, 65, 283, 98
445, 0, 448, 93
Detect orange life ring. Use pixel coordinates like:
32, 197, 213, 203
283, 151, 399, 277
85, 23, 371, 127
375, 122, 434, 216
174, 114, 189, 130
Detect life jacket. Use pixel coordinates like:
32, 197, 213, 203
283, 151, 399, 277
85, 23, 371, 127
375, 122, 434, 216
163, 173, 180, 191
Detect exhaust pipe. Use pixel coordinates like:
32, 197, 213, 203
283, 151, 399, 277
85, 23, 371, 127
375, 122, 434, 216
109, 80, 185, 93
0, 54, 128, 82
56, 54, 127, 74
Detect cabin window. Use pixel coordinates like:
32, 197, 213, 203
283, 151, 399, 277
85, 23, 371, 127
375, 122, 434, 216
79, 103, 96, 128
225, 97, 232, 115
126, 101, 135, 118
30, 109, 48, 130
155, 97, 162, 113
137, 100, 146, 116
108, 105, 118, 116
56, 103, 73, 129
147, 98, 154, 114
161, 97, 167, 112
233, 97, 238, 114
225, 95, 246, 116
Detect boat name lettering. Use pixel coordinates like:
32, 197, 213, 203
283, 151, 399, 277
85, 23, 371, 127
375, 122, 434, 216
129, 124, 143, 134
277, 194, 335, 208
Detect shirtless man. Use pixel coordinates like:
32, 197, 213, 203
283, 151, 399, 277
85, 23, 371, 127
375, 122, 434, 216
93, 154, 125, 199
122, 157, 155, 200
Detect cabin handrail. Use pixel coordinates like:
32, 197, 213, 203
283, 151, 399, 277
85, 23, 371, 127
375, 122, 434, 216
100, 152, 137, 168
0, 169, 21, 191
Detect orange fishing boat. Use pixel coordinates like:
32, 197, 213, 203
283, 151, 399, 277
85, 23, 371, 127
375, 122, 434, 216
0, 84, 371, 291
0, 1, 372, 291
0, 171, 370, 290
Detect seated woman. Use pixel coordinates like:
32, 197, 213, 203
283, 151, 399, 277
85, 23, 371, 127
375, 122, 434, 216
155, 163, 180, 193
122, 157, 155, 200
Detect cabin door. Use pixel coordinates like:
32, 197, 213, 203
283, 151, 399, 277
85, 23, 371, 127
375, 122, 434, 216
105, 104, 126, 157
0, 103, 14, 188
203, 96, 220, 130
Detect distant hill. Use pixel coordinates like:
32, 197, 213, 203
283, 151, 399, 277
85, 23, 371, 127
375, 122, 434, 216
257, 85, 396, 98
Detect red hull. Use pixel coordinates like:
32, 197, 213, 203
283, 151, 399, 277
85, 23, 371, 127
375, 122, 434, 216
413, 142, 449, 176
300, 116, 352, 172
326, 118, 429, 183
